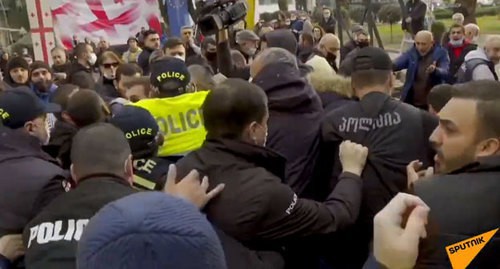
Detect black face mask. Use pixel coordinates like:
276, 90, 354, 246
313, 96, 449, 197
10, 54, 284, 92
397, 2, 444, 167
358, 41, 369, 48
326, 52, 337, 63
205, 52, 217, 62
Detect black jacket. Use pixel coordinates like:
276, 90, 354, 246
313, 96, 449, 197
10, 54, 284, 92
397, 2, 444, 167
23, 176, 136, 269
445, 41, 477, 84
67, 62, 95, 90
217, 40, 251, 80
133, 157, 172, 191
415, 156, 500, 268
319, 17, 336, 34
319, 92, 437, 268
137, 48, 154, 75
0, 127, 66, 237
175, 138, 363, 268
43, 120, 78, 169
253, 63, 323, 195
340, 40, 357, 63
403, 0, 427, 35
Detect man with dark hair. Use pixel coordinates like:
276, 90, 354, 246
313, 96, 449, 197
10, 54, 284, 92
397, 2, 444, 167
23, 122, 222, 269
181, 26, 201, 59
319, 8, 336, 34
444, 24, 476, 84
67, 43, 96, 90
3, 56, 30, 87
30, 61, 57, 103
163, 37, 186, 61
320, 47, 437, 268
427, 84, 453, 114
137, 30, 161, 75
65, 89, 109, 128
0, 88, 64, 237
122, 76, 155, 102
114, 63, 142, 98
185, 37, 217, 74
414, 80, 500, 268
176, 78, 369, 268
340, 25, 369, 63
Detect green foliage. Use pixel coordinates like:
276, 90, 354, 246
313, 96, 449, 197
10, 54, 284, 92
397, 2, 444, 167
348, 6, 366, 23
433, 6, 500, 20
378, 4, 402, 24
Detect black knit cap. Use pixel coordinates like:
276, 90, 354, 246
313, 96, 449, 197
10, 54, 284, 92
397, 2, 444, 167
30, 61, 53, 74
6, 57, 29, 73
352, 47, 393, 73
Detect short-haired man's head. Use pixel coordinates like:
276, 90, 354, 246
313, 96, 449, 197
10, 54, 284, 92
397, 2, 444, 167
51, 47, 68, 66
163, 37, 186, 61
188, 65, 215, 91
427, 84, 453, 114
50, 84, 79, 120
430, 80, 500, 174
250, 47, 298, 78
70, 123, 132, 181
449, 24, 465, 41
123, 76, 154, 102
484, 35, 500, 65
202, 78, 268, 146
351, 69, 392, 91
65, 89, 108, 127
464, 23, 480, 42
143, 30, 161, 50
452, 13, 465, 25
115, 63, 143, 95
74, 42, 93, 59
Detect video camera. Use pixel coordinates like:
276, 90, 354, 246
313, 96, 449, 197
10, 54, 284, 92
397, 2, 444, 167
196, 0, 248, 35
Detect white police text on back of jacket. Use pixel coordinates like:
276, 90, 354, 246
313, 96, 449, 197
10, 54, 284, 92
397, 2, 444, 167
27, 219, 89, 248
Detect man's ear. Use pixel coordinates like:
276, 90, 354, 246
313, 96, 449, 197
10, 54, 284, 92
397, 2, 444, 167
70, 164, 77, 182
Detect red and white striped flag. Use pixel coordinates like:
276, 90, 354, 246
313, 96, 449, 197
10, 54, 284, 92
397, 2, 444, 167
50, 0, 162, 50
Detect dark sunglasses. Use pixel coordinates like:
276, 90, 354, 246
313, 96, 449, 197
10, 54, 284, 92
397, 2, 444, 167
103, 62, 119, 69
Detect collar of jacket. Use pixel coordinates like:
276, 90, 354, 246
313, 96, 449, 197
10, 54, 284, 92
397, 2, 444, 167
203, 138, 287, 181
0, 126, 56, 163
76, 173, 131, 187
449, 155, 500, 174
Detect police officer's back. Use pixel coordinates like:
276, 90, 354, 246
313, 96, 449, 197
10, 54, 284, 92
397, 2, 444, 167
109, 106, 171, 190
319, 47, 438, 268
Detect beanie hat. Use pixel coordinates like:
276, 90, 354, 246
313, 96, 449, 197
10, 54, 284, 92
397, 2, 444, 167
30, 61, 53, 74
77, 192, 227, 269
6, 57, 29, 73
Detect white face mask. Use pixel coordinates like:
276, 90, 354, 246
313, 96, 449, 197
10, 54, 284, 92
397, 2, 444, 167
88, 53, 97, 65
173, 55, 185, 61
246, 48, 257, 56
472, 36, 479, 43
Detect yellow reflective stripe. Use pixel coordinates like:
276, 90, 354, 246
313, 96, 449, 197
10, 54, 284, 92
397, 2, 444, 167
133, 175, 156, 190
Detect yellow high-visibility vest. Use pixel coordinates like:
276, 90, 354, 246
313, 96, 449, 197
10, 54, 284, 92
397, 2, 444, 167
132, 91, 209, 157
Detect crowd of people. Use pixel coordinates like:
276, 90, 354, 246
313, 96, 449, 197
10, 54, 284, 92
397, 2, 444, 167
0, 6, 499, 269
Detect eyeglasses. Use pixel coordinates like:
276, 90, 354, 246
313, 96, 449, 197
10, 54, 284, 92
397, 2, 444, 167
103, 62, 119, 69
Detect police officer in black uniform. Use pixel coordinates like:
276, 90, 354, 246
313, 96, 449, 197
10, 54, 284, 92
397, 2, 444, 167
109, 105, 171, 191
318, 47, 438, 269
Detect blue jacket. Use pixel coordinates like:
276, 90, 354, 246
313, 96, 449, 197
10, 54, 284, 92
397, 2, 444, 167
31, 83, 57, 103
0, 255, 11, 269
394, 45, 449, 103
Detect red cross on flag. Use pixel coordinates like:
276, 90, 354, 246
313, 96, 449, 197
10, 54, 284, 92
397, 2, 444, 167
50, 0, 162, 50
26, 0, 56, 65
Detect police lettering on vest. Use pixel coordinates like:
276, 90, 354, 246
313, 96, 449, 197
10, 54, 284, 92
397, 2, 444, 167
133, 91, 209, 157
27, 219, 89, 248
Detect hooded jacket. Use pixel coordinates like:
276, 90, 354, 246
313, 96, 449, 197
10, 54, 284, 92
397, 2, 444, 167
253, 62, 323, 195
445, 40, 477, 83
0, 127, 66, 237
415, 156, 500, 268
457, 49, 499, 82
309, 71, 355, 113
264, 30, 313, 77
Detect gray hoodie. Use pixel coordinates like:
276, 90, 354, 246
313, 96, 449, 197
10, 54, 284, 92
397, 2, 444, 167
463, 49, 497, 81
